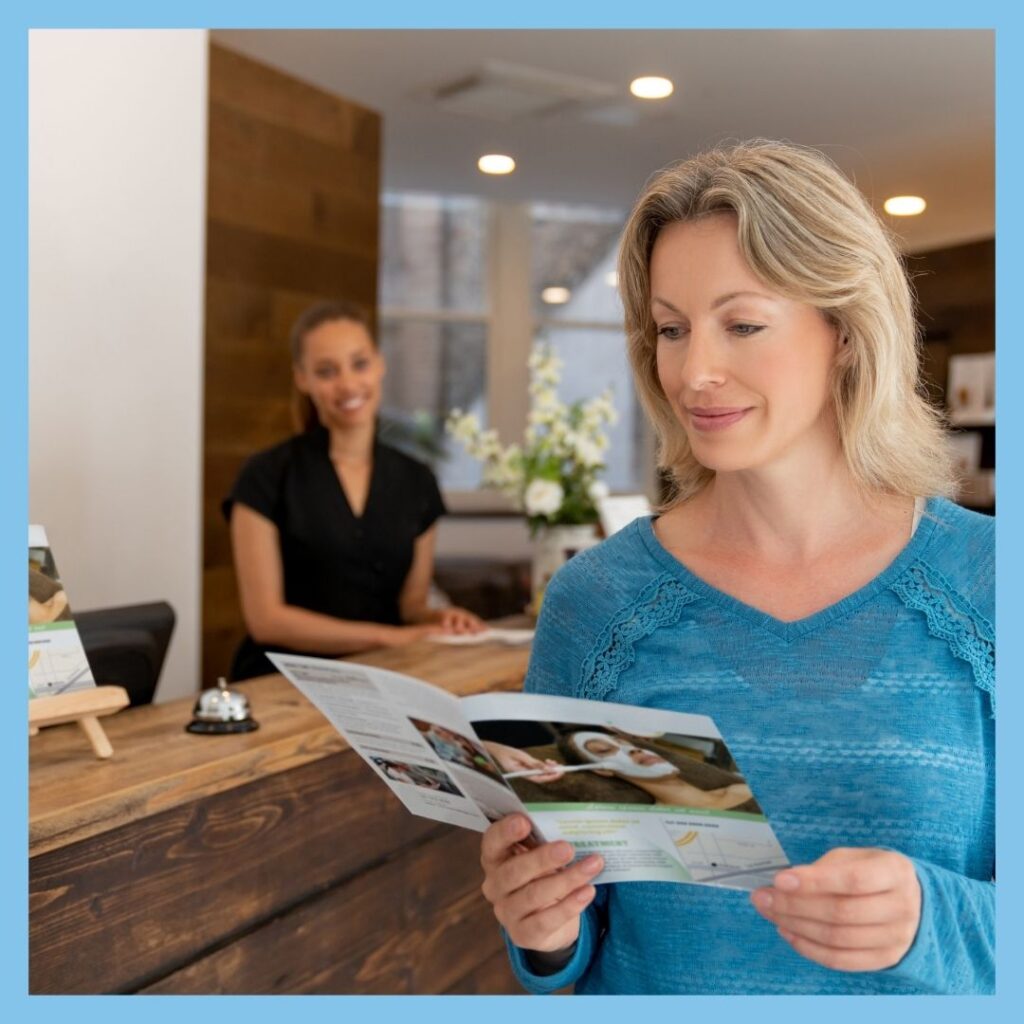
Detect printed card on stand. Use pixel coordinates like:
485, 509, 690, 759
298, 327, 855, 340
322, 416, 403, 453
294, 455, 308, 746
29, 526, 96, 699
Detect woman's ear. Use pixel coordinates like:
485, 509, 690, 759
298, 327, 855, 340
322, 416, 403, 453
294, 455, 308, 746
828, 316, 852, 365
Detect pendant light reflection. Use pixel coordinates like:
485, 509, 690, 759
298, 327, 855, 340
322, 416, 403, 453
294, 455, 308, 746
884, 195, 926, 216
478, 154, 516, 175
629, 76, 674, 99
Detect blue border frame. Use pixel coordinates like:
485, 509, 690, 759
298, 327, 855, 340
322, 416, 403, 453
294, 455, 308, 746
5, 3, 1019, 1022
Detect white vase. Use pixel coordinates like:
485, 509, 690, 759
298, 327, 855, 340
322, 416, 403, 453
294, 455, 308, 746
530, 524, 599, 614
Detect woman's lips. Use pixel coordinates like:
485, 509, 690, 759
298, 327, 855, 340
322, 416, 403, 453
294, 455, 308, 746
688, 407, 751, 431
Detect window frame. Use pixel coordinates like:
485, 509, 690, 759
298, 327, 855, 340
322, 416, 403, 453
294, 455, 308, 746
379, 196, 657, 513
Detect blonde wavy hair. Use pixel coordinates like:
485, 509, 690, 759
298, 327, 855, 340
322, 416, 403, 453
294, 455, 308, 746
618, 139, 956, 507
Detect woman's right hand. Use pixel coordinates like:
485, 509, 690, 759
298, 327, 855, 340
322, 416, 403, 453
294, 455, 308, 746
480, 813, 603, 954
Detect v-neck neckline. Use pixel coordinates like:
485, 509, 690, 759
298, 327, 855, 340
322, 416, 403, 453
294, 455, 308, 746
316, 428, 379, 523
634, 498, 938, 642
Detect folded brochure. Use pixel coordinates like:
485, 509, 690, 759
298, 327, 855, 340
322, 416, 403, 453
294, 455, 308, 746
29, 525, 96, 698
268, 652, 789, 890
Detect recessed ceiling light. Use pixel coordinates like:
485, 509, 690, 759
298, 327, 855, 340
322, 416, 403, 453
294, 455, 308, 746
478, 153, 516, 175
630, 76, 673, 99
605, 271, 618, 287
541, 286, 571, 304
884, 195, 927, 216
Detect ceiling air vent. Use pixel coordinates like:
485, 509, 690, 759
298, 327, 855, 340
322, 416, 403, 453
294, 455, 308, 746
432, 60, 618, 120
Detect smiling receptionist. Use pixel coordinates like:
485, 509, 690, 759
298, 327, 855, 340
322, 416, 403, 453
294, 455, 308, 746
479, 141, 994, 994
223, 300, 484, 682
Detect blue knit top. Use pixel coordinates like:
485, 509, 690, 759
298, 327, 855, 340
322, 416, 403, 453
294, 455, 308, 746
506, 497, 994, 994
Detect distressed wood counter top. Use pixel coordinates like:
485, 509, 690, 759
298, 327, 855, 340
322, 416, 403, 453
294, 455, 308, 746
29, 635, 531, 994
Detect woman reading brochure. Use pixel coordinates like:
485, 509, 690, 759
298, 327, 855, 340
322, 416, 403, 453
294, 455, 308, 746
479, 140, 994, 994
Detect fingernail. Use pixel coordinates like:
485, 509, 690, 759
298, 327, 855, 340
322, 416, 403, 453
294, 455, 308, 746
752, 890, 773, 909
775, 872, 800, 891
576, 886, 595, 904
581, 854, 603, 874
555, 842, 574, 862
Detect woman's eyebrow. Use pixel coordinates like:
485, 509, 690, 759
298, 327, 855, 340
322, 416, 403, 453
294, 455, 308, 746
711, 290, 777, 309
651, 290, 777, 314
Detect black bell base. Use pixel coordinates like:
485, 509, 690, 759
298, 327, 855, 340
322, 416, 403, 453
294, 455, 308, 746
185, 719, 260, 735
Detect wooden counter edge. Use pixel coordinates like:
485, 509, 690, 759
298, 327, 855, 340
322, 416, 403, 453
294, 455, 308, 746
30, 635, 532, 858
30, 721, 348, 858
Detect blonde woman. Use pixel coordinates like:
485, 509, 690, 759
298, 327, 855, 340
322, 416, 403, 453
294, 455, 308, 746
479, 141, 994, 994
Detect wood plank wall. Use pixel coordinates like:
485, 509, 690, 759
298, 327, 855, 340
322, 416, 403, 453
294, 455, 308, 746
911, 238, 995, 394
912, 238, 995, 509
202, 43, 381, 684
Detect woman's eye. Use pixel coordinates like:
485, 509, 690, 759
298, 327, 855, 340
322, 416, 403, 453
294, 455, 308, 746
729, 323, 764, 337
352, 359, 370, 371
314, 366, 336, 379
657, 325, 686, 341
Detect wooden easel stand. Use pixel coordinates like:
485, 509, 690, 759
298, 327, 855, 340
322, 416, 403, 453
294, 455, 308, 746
29, 686, 130, 759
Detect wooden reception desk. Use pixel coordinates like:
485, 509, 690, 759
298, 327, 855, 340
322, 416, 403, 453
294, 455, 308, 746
29, 637, 531, 994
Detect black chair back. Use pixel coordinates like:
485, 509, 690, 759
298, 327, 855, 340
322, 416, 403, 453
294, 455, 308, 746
74, 601, 176, 707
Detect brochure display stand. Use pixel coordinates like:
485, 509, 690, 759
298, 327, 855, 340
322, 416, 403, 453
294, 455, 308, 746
29, 525, 129, 759
29, 686, 130, 759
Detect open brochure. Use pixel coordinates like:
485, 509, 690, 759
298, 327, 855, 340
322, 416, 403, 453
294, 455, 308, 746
268, 653, 789, 891
268, 655, 786, 888
29, 525, 96, 698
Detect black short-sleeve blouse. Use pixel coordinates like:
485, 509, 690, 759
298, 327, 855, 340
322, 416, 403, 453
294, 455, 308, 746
222, 426, 446, 680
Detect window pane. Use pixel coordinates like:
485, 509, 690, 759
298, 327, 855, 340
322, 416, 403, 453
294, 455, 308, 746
530, 202, 625, 322
537, 325, 646, 493
380, 193, 487, 313
379, 318, 486, 489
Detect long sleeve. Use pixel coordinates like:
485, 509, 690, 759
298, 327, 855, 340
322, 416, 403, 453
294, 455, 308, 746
521, 567, 597, 699
885, 857, 995, 993
494, 505, 995, 993
503, 565, 608, 992
504, 887, 609, 994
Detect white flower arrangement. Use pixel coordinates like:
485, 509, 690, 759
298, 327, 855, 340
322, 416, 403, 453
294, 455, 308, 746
446, 344, 618, 535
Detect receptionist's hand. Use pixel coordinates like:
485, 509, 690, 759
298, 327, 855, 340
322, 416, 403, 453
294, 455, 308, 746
379, 623, 445, 647
437, 606, 486, 634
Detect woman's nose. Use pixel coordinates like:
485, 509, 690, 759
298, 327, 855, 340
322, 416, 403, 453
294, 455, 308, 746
680, 329, 727, 390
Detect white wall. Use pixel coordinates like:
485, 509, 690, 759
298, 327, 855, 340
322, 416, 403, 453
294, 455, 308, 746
29, 30, 208, 703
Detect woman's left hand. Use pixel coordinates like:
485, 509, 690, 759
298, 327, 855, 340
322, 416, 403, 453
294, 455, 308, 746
750, 847, 922, 972
437, 606, 487, 634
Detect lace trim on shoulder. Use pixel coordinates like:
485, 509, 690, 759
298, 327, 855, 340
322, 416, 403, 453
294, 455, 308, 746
579, 574, 700, 702
889, 561, 995, 716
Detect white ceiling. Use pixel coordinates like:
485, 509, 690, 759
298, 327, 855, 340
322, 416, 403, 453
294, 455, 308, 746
211, 29, 994, 254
